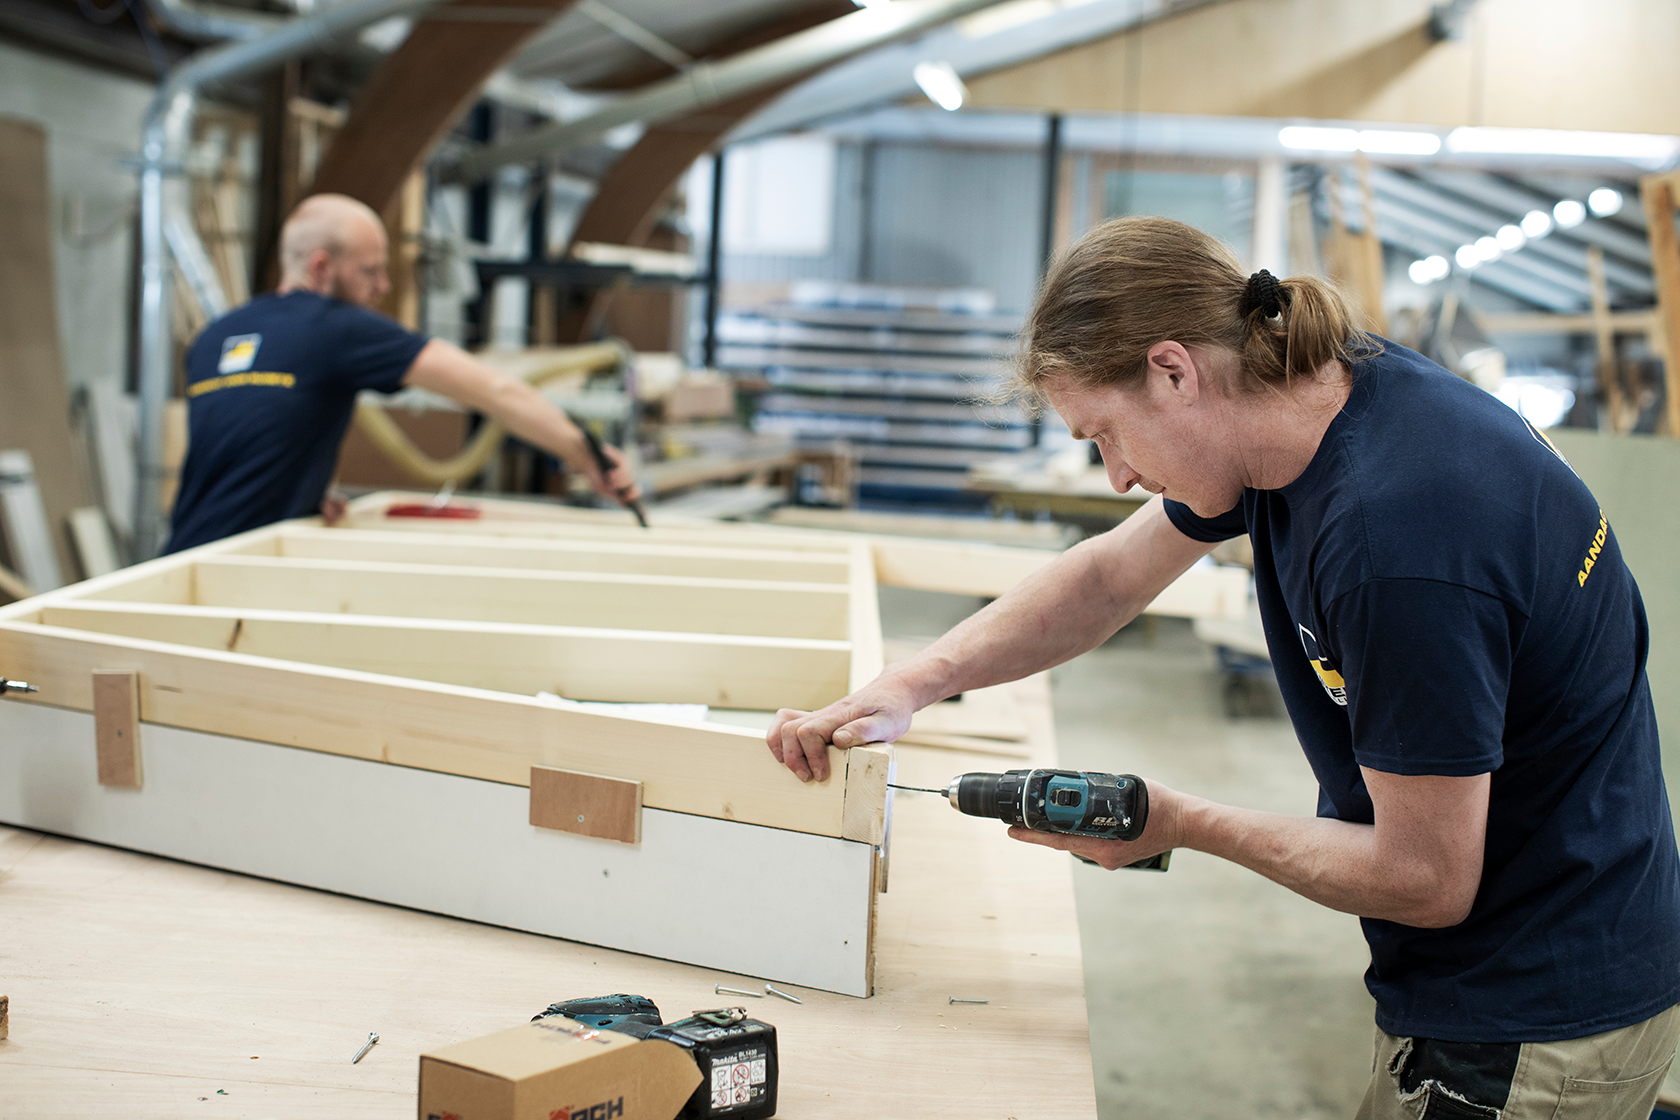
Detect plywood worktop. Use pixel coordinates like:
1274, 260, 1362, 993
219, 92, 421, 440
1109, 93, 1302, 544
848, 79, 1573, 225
0, 672, 1095, 1119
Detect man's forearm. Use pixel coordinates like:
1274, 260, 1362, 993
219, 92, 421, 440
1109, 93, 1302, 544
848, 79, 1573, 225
886, 499, 1215, 707
1172, 778, 1487, 928
405, 340, 593, 473
474, 376, 592, 471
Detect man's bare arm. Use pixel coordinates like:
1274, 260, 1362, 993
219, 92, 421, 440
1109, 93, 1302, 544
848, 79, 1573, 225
767, 496, 1217, 781
1012, 768, 1490, 928
403, 339, 639, 501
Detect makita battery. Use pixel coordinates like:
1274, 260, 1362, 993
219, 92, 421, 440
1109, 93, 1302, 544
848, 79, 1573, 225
537, 998, 778, 1120
649, 1010, 778, 1120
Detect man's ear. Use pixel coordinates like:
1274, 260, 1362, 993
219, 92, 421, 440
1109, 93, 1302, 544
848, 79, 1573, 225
304, 248, 336, 293
1144, 340, 1200, 405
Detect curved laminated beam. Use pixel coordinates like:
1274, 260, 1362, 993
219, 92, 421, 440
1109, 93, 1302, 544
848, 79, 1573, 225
554, 81, 808, 343
545, 1, 856, 342
307, 0, 578, 218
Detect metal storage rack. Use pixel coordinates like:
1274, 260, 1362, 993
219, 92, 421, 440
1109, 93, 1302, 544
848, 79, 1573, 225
716, 296, 1031, 506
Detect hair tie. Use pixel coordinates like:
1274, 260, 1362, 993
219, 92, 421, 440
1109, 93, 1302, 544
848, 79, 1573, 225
1241, 269, 1286, 319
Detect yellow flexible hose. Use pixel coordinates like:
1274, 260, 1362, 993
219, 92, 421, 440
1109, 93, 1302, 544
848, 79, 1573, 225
352, 340, 630, 485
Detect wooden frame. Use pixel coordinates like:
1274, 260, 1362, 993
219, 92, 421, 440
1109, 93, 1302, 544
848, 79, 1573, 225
0, 491, 1243, 996
1640, 170, 1680, 437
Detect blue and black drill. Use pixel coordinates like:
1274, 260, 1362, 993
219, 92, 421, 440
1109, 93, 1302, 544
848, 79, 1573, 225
898, 768, 1170, 871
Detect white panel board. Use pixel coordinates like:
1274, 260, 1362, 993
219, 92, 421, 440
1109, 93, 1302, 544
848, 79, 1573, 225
0, 702, 874, 996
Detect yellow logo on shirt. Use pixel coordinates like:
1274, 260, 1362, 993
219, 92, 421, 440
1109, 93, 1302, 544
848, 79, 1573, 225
187, 371, 296, 398
1298, 624, 1347, 707
218, 333, 262, 373
1578, 509, 1608, 588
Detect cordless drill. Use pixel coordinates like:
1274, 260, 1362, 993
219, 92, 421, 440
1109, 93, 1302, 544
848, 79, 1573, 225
916, 768, 1171, 871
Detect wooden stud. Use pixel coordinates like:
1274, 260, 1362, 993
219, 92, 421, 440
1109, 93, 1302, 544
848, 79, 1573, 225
1479, 311, 1655, 335
187, 555, 852, 641
40, 602, 853, 712
1584, 246, 1630, 434
267, 525, 851, 583
529, 766, 641, 844
0, 620, 878, 839
1639, 173, 1680, 437
847, 542, 884, 693
92, 671, 141, 789
841, 745, 891, 849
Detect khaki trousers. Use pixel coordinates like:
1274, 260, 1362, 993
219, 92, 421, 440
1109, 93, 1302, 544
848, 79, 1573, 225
1355, 1003, 1680, 1120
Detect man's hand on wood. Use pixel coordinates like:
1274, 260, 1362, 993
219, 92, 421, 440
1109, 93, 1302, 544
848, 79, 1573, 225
319, 488, 348, 525
766, 677, 921, 783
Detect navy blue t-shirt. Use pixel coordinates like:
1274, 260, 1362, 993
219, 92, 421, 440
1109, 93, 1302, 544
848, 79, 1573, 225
1165, 342, 1680, 1042
166, 292, 427, 553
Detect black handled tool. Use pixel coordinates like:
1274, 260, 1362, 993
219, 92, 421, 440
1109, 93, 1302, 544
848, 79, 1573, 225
0, 678, 37, 696
895, 768, 1171, 871
578, 423, 648, 528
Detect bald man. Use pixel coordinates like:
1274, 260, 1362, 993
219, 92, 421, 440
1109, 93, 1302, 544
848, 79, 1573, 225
165, 193, 639, 553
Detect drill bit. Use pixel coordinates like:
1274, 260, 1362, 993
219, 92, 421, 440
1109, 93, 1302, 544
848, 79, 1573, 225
0, 679, 37, 696
888, 783, 947, 795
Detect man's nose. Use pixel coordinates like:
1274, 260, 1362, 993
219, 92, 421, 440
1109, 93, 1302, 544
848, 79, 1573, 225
1097, 446, 1138, 493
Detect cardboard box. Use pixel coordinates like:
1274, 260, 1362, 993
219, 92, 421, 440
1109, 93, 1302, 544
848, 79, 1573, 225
663, 379, 735, 423
419, 1018, 702, 1120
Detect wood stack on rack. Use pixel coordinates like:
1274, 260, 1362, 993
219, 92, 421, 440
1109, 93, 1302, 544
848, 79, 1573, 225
717, 284, 1029, 506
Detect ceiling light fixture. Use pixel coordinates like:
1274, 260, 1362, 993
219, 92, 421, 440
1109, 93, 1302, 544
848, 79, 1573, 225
1455, 245, 1480, 270
1587, 188, 1623, 217
1495, 224, 1525, 252
1278, 126, 1439, 155
1474, 236, 1502, 263
1520, 209, 1553, 239
1553, 199, 1587, 228
1408, 255, 1450, 284
1356, 130, 1443, 156
1445, 127, 1680, 167
912, 60, 967, 112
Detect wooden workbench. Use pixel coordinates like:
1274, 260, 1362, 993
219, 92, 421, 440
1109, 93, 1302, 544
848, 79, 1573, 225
0, 673, 1095, 1118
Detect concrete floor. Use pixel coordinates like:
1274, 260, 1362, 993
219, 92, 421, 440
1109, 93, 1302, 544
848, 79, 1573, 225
879, 588, 1376, 1120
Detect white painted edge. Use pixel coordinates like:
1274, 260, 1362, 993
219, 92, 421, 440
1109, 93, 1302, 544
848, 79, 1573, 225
0, 702, 874, 996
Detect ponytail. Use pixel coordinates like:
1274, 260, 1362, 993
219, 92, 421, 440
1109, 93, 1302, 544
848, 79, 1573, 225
1017, 216, 1377, 400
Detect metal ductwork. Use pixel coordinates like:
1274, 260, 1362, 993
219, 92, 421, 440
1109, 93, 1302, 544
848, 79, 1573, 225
437, 0, 1014, 186
134, 0, 449, 559
143, 0, 285, 42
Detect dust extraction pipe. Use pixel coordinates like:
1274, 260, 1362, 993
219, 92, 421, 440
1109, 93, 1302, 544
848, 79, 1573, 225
144, 0, 284, 42
134, 0, 447, 558
438, 0, 1012, 185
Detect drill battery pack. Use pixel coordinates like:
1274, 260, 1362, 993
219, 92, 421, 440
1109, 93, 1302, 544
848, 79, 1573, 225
537, 996, 778, 1120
